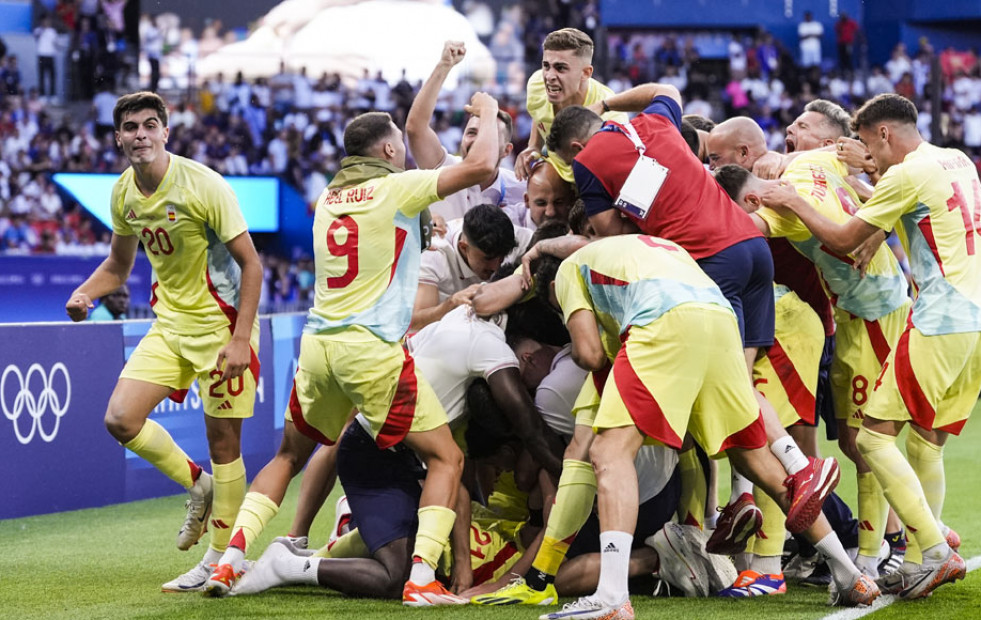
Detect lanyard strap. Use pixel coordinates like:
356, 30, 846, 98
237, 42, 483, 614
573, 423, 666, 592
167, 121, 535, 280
622, 121, 646, 155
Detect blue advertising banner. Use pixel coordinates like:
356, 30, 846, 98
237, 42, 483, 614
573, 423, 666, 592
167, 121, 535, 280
271, 313, 306, 432
0, 255, 153, 323
1, 316, 293, 520
0, 323, 126, 519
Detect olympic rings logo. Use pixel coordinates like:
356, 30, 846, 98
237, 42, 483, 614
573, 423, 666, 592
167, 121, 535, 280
1, 363, 71, 445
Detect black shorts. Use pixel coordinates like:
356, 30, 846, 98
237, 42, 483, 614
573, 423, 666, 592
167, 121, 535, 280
566, 467, 681, 558
697, 237, 775, 349
336, 422, 426, 554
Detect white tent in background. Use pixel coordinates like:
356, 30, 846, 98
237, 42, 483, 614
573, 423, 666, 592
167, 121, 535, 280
195, 0, 495, 88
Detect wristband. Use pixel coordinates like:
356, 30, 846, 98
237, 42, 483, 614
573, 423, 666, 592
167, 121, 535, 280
601, 100, 610, 113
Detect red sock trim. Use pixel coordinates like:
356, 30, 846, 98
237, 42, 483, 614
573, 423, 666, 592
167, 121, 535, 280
188, 461, 203, 483
229, 528, 247, 552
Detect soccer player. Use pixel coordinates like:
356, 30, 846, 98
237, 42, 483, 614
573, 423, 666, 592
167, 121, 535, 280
203, 95, 504, 605
64, 91, 262, 591
532, 236, 878, 619
406, 40, 525, 223
518, 27, 626, 181
411, 204, 528, 331
715, 157, 912, 582
766, 93, 976, 600
503, 157, 577, 231
546, 84, 834, 549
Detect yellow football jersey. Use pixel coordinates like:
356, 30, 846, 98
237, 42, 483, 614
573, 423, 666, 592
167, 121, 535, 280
110, 154, 251, 336
756, 150, 908, 321
306, 169, 441, 342
526, 69, 626, 182
856, 142, 981, 335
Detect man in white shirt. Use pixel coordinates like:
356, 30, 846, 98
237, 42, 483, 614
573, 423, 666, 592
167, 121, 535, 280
33, 16, 58, 100
798, 11, 824, 69
412, 204, 531, 331
406, 41, 526, 223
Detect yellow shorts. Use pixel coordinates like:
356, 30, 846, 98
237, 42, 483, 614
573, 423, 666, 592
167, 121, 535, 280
832, 300, 910, 428
121, 322, 259, 418
865, 321, 981, 435
286, 328, 447, 449
572, 370, 604, 428
593, 306, 766, 456
753, 287, 824, 428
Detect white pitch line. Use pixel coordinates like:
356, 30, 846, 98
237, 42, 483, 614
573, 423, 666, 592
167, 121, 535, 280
819, 555, 981, 620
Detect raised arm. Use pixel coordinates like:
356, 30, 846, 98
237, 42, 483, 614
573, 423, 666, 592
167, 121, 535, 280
406, 41, 466, 170
435, 92, 499, 198
65, 233, 138, 321
587, 82, 682, 115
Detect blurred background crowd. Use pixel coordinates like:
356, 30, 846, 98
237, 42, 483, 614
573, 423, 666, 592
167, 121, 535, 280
1, 0, 979, 313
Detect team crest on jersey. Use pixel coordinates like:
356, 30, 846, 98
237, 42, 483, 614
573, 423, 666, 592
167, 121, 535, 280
166, 205, 177, 222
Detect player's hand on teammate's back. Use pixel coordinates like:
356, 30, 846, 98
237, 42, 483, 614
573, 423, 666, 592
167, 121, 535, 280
440, 40, 466, 67
752, 151, 789, 180
450, 283, 483, 308
215, 337, 250, 380
65, 292, 94, 322
759, 180, 801, 212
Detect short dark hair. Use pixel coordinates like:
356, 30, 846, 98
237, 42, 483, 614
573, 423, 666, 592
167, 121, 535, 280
529, 220, 570, 247
546, 106, 602, 155
713, 164, 753, 202
505, 298, 570, 347
463, 204, 517, 258
344, 111, 395, 157
531, 255, 563, 305
496, 110, 514, 143
680, 120, 700, 157
682, 114, 715, 132
543, 28, 594, 60
567, 199, 589, 236
113, 91, 168, 130
804, 99, 851, 138
851, 94, 918, 133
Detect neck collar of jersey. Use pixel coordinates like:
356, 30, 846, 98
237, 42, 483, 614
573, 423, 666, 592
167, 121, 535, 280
328, 156, 403, 190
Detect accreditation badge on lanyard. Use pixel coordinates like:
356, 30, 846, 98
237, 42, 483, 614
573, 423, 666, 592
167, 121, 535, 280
613, 121, 669, 221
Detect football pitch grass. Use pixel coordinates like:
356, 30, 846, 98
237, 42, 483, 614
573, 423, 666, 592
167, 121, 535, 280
3, 407, 981, 619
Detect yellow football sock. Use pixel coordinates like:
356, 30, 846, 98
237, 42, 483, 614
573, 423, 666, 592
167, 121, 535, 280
905, 529, 922, 564
228, 491, 280, 553
677, 448, 706, 529
752, 485, 785, 559
123, 419, 196, 488
906, 431, 946, 520
209, 458, 246, 552
856, 471, 889, 559
413, 505, 456, 569
314, 528, 369, 559
532, 459, 597, 576
856, 427, 944, 557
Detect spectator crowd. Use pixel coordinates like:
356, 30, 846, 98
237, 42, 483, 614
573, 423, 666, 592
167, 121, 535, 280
2, 2, 981, 313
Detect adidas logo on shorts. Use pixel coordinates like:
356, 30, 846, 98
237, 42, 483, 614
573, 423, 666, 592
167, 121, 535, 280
217, 400, 233, 410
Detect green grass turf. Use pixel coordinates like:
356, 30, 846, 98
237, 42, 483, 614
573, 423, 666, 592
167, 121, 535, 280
2, 404, 981, 619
